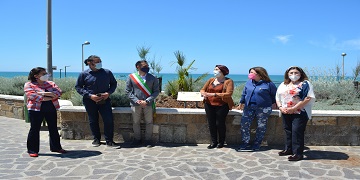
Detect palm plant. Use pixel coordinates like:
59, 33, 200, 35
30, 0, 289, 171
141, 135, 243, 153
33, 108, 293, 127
137, 46, 150, 60
166, 51, 208, 97
137, 46, 163, 77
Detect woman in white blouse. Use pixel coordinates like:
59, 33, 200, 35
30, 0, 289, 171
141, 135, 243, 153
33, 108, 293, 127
275, 66, 315, 161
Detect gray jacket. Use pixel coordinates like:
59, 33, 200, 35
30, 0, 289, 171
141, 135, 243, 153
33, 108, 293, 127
125, 73, 160, 106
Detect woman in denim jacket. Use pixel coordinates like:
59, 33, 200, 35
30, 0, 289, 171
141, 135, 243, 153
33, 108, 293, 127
236, 67, 277, 151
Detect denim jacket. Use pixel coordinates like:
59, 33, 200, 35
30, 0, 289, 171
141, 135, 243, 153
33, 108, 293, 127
240, 80, 277, 107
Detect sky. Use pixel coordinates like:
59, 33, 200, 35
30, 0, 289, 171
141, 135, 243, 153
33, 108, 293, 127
1, 0, 360, 76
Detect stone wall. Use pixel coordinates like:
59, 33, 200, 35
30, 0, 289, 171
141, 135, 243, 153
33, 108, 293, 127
59, 106, 360, 146
0, 95, 25, 120
1, 95, 360, 146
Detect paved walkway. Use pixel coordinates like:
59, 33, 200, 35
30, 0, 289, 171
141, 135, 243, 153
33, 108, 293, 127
1, 116, 360, 180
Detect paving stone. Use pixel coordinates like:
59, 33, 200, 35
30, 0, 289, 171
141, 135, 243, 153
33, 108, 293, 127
303, 167, 327, 176
165, 167, 186, 176
327, 170, 343, 176
67, 165, 90, 176
226, 171, 244, 179
144, 172, 167, 180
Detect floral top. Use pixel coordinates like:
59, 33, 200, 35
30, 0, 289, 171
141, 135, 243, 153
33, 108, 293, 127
275, 80, 315, 119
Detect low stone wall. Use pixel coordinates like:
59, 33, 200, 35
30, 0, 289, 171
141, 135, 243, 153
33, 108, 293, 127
0, 95, 25, 119
58, 106, 360, 146
1, 95, 360, 146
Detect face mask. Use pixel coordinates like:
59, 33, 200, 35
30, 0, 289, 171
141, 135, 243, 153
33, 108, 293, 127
213, 70, 221, 77
95, 62, 102, 70
140, 67, 150, 73
39, 74, 50, 81
289, 75, 300, 81
248, 73, 256, 80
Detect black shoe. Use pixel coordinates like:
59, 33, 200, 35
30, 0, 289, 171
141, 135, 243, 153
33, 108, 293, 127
252, 143, 261, 151
92, 139, 101, 147
106, 141, 121, 149
278, 149, 292, 156
207, 144, 217, 149
236, 144, 251, 152
288, 154, 303, 161
217, 143, 224, 148
130, 140, 142, 147
144, 140, 153, 148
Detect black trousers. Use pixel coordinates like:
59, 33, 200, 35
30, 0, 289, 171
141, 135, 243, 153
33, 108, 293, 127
204, 103, 229, 144
282, 111, 309, 155
27, 102, 62, 153
83, 98, 114, 142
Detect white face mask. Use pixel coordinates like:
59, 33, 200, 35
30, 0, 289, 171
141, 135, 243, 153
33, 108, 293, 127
95, 62, 102, 70
39, 74, 50, 81
213, 70, 221, 77
289, 75, 300, 81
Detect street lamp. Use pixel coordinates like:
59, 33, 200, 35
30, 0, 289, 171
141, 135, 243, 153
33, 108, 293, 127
341, 53, 347, 79
59, 68, 62, 79
64, 66, 70, 78
82, 41, 90, 71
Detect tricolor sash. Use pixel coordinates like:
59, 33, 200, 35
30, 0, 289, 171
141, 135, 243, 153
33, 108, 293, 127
129, 73, 156, 115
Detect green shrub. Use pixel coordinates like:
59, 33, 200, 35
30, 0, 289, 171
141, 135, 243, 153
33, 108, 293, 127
0, 76, 27, 96
232, 83, 244, 106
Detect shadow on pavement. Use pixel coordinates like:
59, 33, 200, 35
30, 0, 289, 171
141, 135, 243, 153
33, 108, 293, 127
120, 142, 199, 148
38, 150, 102, 159
304, 150, 349, 160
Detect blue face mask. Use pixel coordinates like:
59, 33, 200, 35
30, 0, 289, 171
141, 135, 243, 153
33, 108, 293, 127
141, 67, 150, 73
95, 62, 102, 70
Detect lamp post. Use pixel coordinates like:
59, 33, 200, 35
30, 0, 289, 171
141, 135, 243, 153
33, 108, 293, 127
82, 41, 90, 71
59, 68, 62, 79
64, 66, 70, 78
341, 53, 347, 79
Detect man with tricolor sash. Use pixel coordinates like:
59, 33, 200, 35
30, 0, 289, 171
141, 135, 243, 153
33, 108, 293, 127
125, 60, 160, 148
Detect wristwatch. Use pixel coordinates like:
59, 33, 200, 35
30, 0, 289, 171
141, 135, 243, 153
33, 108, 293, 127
145, 100, 150, 104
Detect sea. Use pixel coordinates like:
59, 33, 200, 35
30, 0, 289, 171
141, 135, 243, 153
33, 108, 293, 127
0, 71, 285, 88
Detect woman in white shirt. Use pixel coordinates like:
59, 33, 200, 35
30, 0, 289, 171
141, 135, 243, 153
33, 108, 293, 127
275, 66, 315, 161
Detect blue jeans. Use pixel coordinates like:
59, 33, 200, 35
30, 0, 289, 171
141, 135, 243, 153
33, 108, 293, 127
27, 102, 62, 153
240, 106, 272, 145
83, 98, 114, 142
282, 111, 309, 155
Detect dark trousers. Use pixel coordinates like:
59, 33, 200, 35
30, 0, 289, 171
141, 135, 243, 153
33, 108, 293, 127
27, 105, 62, 153
83, 98, 114, 142
282, 111, 309, 155
204, 103, 229, 144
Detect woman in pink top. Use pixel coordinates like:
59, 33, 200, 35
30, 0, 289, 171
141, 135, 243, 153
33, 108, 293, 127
24, 67, 66, 157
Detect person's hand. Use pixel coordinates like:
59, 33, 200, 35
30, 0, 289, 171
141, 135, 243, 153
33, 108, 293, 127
286, 107, 298, 114
90, 94, 104, 103
41, 97, 49, 101
279, 107, 293, 114
201, 92, 216, 98
99, 92, 110, 100
136, 100, 147, 107
236, 104, 244, 110
38, 92, 56, 98
201, 92, 209, 97
279, 107, 286, 113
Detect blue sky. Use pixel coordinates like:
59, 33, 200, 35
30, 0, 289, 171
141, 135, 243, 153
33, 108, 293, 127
1, 0, 360, 76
